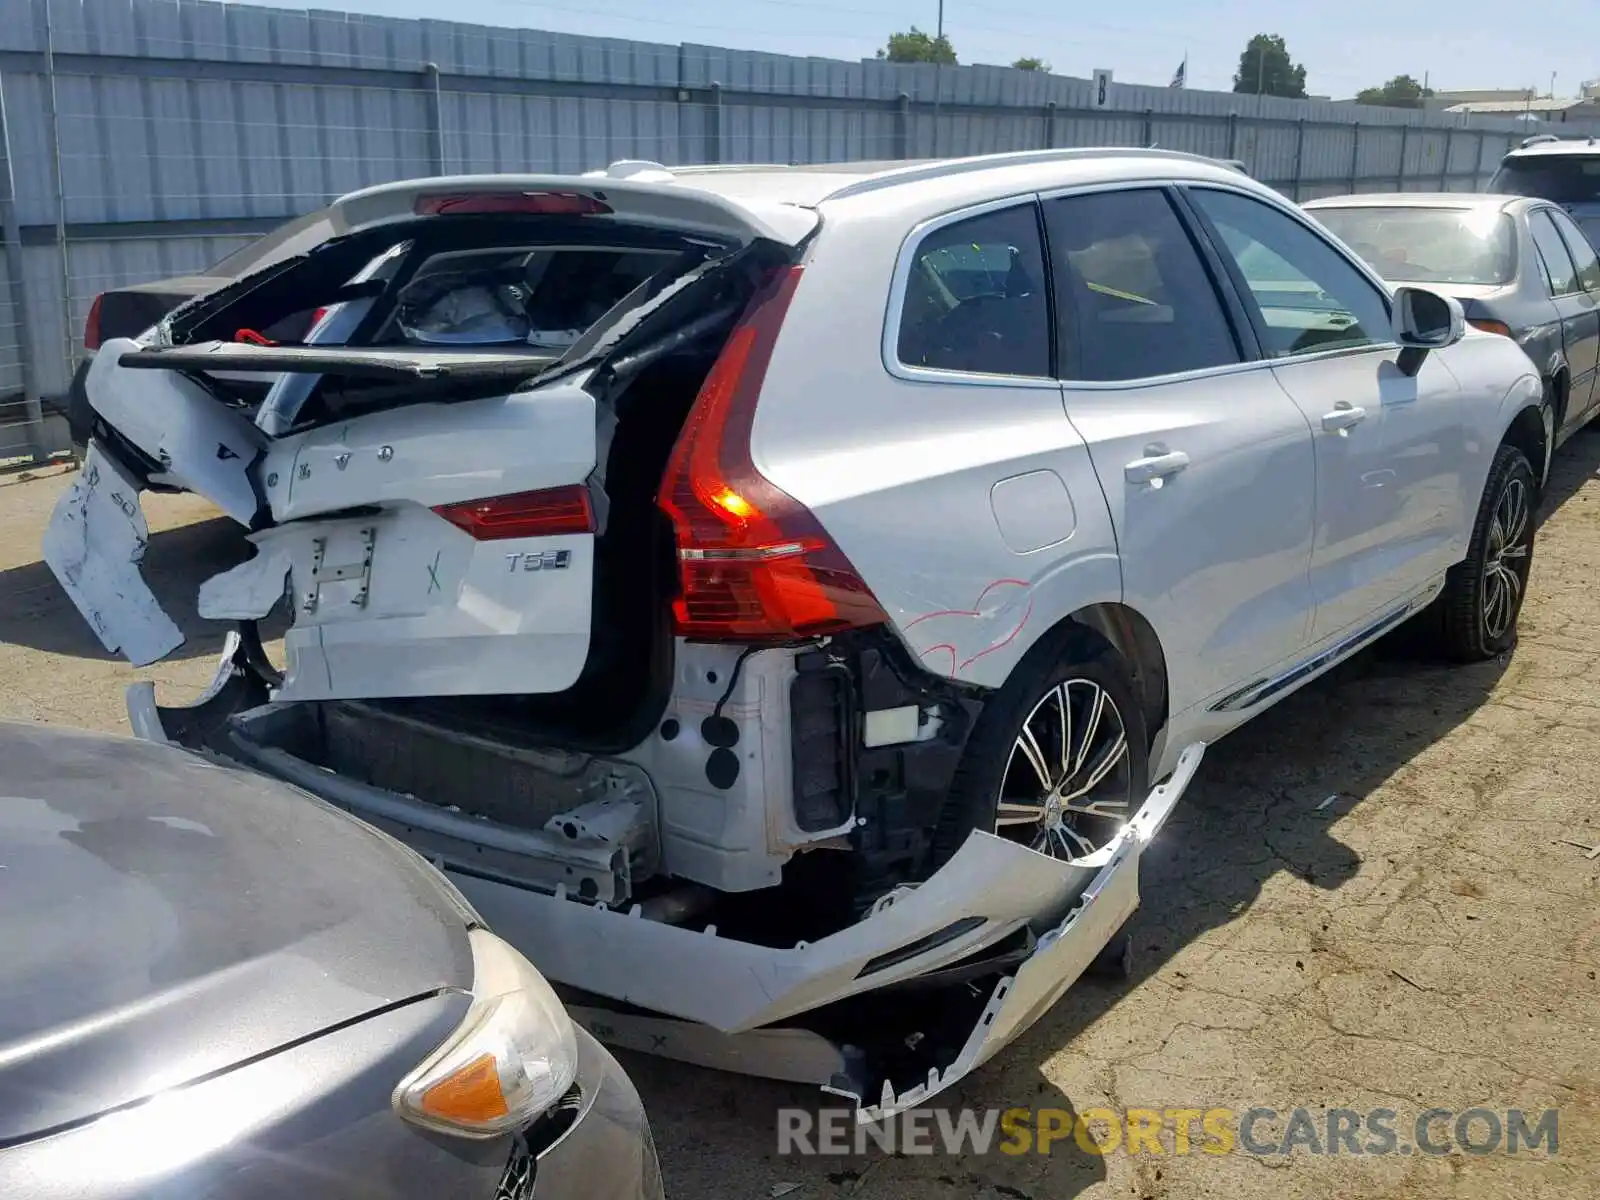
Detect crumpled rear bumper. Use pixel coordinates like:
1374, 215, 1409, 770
130, 635, 1204, 1120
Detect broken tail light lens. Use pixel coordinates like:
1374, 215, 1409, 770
657, 264, 889, 643
84, 294, 104, 351
433, 484, 595, 540
414, 192, 613, 217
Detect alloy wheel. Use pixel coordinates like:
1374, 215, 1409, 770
994, 677, 1133, 860
1481, 474, 1531, 641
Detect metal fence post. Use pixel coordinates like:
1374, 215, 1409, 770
1142, 108, 1154, 147
1042, 100, 1056, 150
1439, 126, 1453, 190
1397, 123, 1410, 191
895, 92, 911, 159
42, 0, 71, 455
1226, 112, 1239, 161
1348, 121, 1361, 193
705, 82, 723, 164
1291, 118, 1306, 200
1476, 129, 1490, 188
0, 69, 45, 461
424, 62, 446, 174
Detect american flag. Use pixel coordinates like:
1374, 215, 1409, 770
1169, 58, 1187, 89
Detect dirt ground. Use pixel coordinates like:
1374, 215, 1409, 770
4, 442, 1600, 1200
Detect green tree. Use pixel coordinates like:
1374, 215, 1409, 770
1355, 74, 1433, 109
1232, 33, 1307, 98
877, 27, 957, 65
1012, 56, 1050, 72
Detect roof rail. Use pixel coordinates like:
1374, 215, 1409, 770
819, 146, 1247, 202
1520, 133, 1562, 149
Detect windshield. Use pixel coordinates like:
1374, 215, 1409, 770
1490, 155, 1600, 205
1310, 206, 1516, 286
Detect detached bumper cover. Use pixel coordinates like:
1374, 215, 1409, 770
43, 441, 184, 666
131, 641, 1204, 1120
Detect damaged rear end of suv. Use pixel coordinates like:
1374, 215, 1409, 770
44, 163, 1203, 1121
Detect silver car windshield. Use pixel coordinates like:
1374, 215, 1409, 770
1312, 207, 1516, 286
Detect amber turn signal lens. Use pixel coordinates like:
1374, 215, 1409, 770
418, 1053, 511, 1125
1468, 318, 1514, 338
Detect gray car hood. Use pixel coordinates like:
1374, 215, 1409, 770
0, 721, 474, 1144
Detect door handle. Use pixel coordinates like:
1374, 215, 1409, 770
1321, 402, 1367, 434
1124, 449, 1191, 485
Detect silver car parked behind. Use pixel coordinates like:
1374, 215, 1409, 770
1306, 191, 1600, 482
0, 720, 662, 1200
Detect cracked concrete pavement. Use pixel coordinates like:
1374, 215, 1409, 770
3, 434, 1599, 1199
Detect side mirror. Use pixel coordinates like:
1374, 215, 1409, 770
1391, 286, 1465, 377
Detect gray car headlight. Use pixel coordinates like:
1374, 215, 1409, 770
392, 928, 579, 1139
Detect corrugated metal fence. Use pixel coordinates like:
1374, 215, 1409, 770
2, 0, 1594, 460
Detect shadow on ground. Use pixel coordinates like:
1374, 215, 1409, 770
0, 512, 283, 663
627, 429, 1600, 1200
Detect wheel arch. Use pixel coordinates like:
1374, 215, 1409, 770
1500, 399, 1549, 495
1549, 364, 1571, 435
1003, 602, 1170, 753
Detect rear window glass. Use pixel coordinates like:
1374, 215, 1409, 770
205, 207, 341, 278
1310, 206, 1516, 286
1491, 155, 1600, 204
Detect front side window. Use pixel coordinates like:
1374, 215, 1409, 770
1042, 188, 1241, 382
1547, 207, 1600, 293
896, 202, 1051, 378
1189, 188, 1392, 358
1529, 210, 1581, 296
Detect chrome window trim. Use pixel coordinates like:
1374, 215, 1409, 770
1056, 343, 1395, 396
879, 175, 1414, 392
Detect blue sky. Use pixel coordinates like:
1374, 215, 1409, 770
292, 0, 1593, 99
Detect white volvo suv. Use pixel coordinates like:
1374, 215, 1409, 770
45, 149, 1545, 1117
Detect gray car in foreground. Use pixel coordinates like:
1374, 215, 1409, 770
0, 720, 662, 1200
1305, 192, 1600, 476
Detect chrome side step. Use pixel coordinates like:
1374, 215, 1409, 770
1208, 579, 1444, 714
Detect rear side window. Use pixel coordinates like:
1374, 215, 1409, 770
1492, 155, 1600, 204
1189, 188, 1391, 358
1547, 208, 1600, 293
896, 203, 1051, 378
1529, 210, 1581, 296
1042, 188, 1240, 382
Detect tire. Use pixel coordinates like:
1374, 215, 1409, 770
1437, 442, 1537, 662
929, 632, 1149, 872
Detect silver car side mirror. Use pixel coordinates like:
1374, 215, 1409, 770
1392, 286, 1466, 377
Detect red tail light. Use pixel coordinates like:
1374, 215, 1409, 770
84, 294, 104, 351
414, 192, 613, 217
656, 265, 888, 643
433, 485, 595, 540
